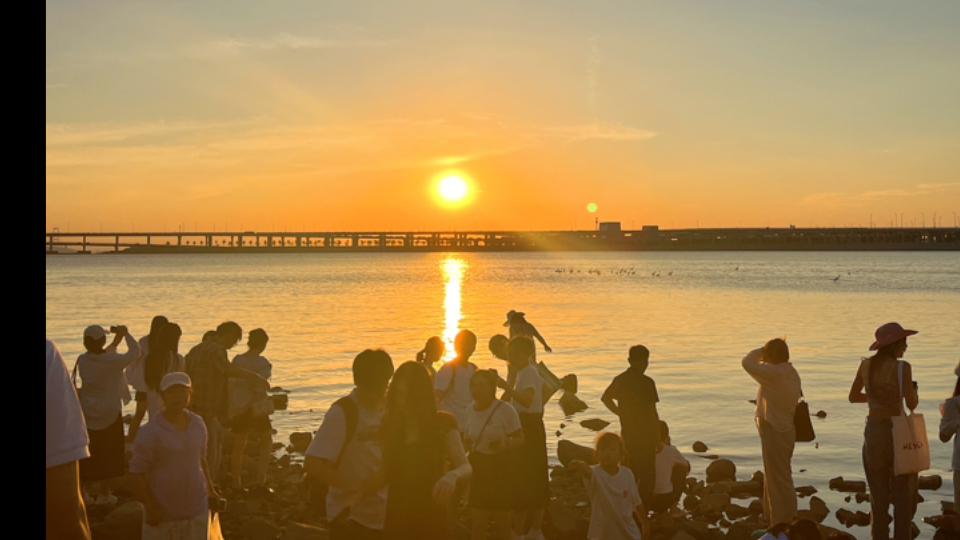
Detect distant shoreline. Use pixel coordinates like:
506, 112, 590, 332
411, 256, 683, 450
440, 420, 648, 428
44, 227, 960, 254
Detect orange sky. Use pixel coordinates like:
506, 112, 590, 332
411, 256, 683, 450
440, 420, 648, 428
46, 2, 960, 232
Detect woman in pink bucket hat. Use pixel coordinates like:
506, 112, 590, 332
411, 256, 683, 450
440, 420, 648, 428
848, 322, 919, 540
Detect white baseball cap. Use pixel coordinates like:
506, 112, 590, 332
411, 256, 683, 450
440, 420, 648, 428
160, 372, 192, 391
83, 325, 108, 340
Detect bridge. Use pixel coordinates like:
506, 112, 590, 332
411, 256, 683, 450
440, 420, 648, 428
44, 227, 960, 253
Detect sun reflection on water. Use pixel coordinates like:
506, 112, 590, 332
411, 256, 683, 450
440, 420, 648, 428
441, 256, 466, 362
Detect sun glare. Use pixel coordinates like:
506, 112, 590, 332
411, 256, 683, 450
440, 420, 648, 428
438, 175, 468, 202
587, 202, 598, 213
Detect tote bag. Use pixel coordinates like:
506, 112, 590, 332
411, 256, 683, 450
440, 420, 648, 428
892, 361, 930, 476
794, 389, 816, 443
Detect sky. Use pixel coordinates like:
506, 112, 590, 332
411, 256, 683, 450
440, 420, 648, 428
46, 1, 960, 232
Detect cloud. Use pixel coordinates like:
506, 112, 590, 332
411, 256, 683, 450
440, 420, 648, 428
802, 182, 960, 208
193, 33, 388, 59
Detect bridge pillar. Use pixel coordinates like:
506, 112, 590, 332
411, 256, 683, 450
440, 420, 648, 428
206, 235, 212, 247
352, 234, 359, 247
115, 236, 120, 252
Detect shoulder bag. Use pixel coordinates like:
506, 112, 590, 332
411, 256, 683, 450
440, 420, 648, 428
794, 386, 816, 442
891, 361, 930, 475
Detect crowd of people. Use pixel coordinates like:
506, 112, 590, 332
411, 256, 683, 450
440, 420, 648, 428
45, 313, 959, 540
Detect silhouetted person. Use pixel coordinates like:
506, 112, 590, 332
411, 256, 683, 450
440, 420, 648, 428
76, 324, 141, 504
743, 339, 801, 526
496, 337, 548, 540
305, 350, 395, 540
46, 339, 91, 540
127, 315, 168, 442
130, 373, 220, 540
465, 369, 523, 540
940, 369, 960, 513
228, 328, 273, 489
566, 432, 650, 540
185, 321, 268, 483
417, 336, 445, 380
848, 323, 919, 540
601, 345, 662, 507
434, 330, 479, 430
382, 361, 471, 540
503, 310, 552, 357
143, 323, 185, 419
650, 421, 690, 516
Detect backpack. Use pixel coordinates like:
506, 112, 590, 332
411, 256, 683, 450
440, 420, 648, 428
307, 395, 359, 517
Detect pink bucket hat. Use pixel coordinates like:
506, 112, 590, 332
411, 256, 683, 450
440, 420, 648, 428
869, 322, 917, 351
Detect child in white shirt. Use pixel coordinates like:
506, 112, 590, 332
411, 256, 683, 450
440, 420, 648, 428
568, 432, 651, 540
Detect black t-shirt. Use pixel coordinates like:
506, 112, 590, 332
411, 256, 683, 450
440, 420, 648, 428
603, 368, 659, 441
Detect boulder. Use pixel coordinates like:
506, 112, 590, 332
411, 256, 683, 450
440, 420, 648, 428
282, 522, 327, 540
716, 480, 761, 498
579, 418, 611, 431
828, 476, 867, 493
692, 441, 709, 453
808, 496, 829, 523
289, 432, 312, 454
242, 517, 280, 540
795, 485, 817, 498
835, 509, 870, 528
271, 394, 289, 411
942, 501, 957, 514
698, 493, 731, 514
815, 410, 827, 418
547, 498, 578, 533
817, 525, 855, 540
557, 440, 595, 467
923, 515, 960, 534
726, 520, 761, 540
683, 494, 700, 511
99, 502, 144, 540
680, 519, 711, 540
919, 475, 943, 491
724, 503, 752, 520
561, 374, 578, 394
749, 471, 764, 485
671, 532, 697, 540
706, 459, 736, 483
748, 499, 764, 516
855, 492, 870, 504
559, 392, 588, 415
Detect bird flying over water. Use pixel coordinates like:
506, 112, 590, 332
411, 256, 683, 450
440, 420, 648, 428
833, 275, 840, 282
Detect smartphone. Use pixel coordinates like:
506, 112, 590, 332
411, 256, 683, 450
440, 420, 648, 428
109, 326, 120, 333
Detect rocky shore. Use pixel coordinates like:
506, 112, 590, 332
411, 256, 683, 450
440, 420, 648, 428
88, 391, 957, 540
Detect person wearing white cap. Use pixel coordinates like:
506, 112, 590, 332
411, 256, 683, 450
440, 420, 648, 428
130, 372, 221, 540
848, 322, 920, 540
75, 324, 140, 505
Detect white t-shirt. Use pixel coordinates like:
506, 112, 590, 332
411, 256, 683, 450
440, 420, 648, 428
46, 340, 90, 469
228, 353, 272, 419
513, 364, 543, 415
305, 391, 387, 530
434, 360, 478, 430
145, 353, 186, 418
586, 465, 643, 540
742, 349, 801, 433
76, 334, 141, 430
654, 445, 689, 494
124, 335, 151, 394
465, 400, 522, 455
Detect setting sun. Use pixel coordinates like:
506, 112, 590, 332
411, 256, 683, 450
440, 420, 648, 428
438, 175, 468, 202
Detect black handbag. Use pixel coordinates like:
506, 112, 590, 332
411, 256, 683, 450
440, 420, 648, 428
794, 388, 816, 442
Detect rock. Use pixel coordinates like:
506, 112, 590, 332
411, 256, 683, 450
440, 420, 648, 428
100, 502, 144, 540
809, 496, 829, 523
562, 374, 578, 394
559, 392, 588, 415
923, 515, 960, 534
748, 499, 763, 516
241, 517, 280, 540
671, 532, 697, 540
579, 418, 610, 431
693, 441, 709, 453
828, 476, 867, 493
547, 498, 578, 533
699, 493, 732, 514
271, 394, 289, 411
289, 432, 312, 454
269, 386, 288, 393
697, 454, 720, 460
795, 485, 817, 498
680, 519, 711, 540
277, 454, 291, 469
919, 475, 943, 490
559, 423, 566, 429
558, 440, 595, 467
282, 522, 327, 540
726, 520, 761, 540
835, 509, 870, 528
724, 503, 752, 520
815, 410, 827, 418
651, 512, 677, 536
706, 459, 736, 483
556, 430, 562, 437
942, 501, 956, 514
855, 492, 870, 504
750, 471, 764, 485
683, 494, 700, 511
817, 526, 855, 540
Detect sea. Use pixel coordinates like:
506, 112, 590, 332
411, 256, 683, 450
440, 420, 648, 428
46, 251, 960, 538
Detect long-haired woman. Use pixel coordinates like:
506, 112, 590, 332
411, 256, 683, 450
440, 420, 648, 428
127, 315, 168, 441
381, 361, 471, 540
143, 323, 185, 419
416, 336, 445, 381
848, 322, 919, 540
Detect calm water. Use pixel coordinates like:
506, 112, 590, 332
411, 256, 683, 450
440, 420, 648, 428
46, 251, 959, 537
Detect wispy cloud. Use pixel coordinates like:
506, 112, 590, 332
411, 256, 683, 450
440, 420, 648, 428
192, 33, 388, 59
802, 182, 960, 208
